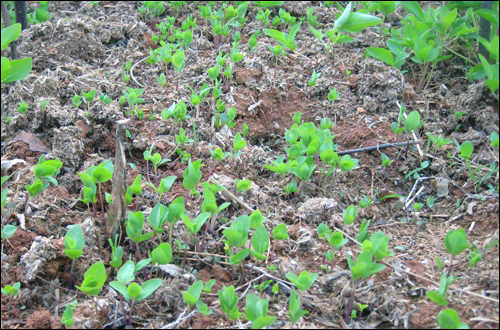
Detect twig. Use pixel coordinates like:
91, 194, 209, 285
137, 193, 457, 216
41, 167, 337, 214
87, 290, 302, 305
209, 176, 254, 212
161, 308, 197, 329
337, 141, 422, 156
404, 176, 430, 209
130, 56, 149, 88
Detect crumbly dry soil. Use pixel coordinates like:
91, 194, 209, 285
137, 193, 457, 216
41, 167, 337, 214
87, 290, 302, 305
1, 1, 499, 329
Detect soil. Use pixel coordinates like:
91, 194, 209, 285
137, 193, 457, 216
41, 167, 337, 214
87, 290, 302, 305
1, 2, 499, 329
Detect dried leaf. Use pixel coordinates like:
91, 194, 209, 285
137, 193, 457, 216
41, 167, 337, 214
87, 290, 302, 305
8, 131, 50, 153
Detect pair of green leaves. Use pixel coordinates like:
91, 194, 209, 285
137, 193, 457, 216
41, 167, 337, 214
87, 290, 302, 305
64, 225, 85, 260
183, 159, 203, 193
110, 261, 161, 301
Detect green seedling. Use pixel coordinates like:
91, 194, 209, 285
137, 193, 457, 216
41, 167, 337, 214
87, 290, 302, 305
359, 196, 371, 209
17, 101, 28, 130
231, 133, 247, 159
380, 152, 391, 167
99, 93, 111, 105
223, 215, 250, 249
151, 242, 172, 276
64, 225, 85, 289
218, 285, 242, 324
437, 308, 469, 329
75, 261, 107, 296
109, 234, 124, 269
256, 8, 271, 26
324, 231, 348, 271
82, 90, 97, 112
307, 69, 321, 99
271, 223, 288, 261
1, 23, 33, 84
248, 33, 258, 53
145, 176, 176, 202
457, 140, 498, 188
356, 219, 371, 244
1, 225, 17, 241
363, 231, 395, 261
90, 160, 113, 225
288, 157, 316, 181
404, 160, 429, 180
61, 300, 78, 327
251, 225, 269, 262
172, 49, 185, 92
183, 159, 203, 195
181, 212, 211, 268
162, 101, 191, 124
1, 282, 21, 309
286, 270, 318, 309
283, 181, 298, 201
25, 156, 62, 218
201, 189, 230, 245
126, 211, 154, 257
342, 204, 358, 225
317, 223, 332, 240
427, 274, 458, 306
491, 132, 499, 147
175, 127, 194, 146
444, 228, 471, 276
122, 87, 145, 124
345, 250, 386, 323
210, 147, 230, 161
426, 133, 452, 152
245, 293, 276, 329
124, 174, 142, 205
289, 290, 308, 325
110, 270, 162, 325
163, 196, 185, 245
235, 179, 251, 192
248, 209, 264, 229
122, 61, 132, 84
265, 155, 289, 178
306, 6, 318, 26
182, 280, 204, 327
254, 280, 273, 297
327, 88, 339, 102
146, 203, 169, 243
144, 144, 171, 186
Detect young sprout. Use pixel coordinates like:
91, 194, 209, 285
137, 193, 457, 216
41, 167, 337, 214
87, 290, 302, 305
64, 225, 85, 289
245, 293, 276, 329
172, 49, 185, 92
61, 300, 78, 327
17, 101, 28, 130
271, 223, 288, 262
218, 285, 242, 325
1, 282, 21, 309
289, 290, 308, 326
307, 69, 321, 99
328, 88, 339, 102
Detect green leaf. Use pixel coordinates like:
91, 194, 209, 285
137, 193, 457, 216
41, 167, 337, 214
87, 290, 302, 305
151, 242, 172, 265
273, 224, 289, 240
252, 225, 270, 255
182, 280, 203, 305
444, 228, 470, 257
75, 262, 107, 296
229, 248, 249, 264
366, 47, 394, 66
437, 309, 468, 329
136, 278, 162, 301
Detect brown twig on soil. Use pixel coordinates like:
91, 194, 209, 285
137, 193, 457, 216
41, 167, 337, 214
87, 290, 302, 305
336, 141, 422, 156
208, 176, 254, 213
